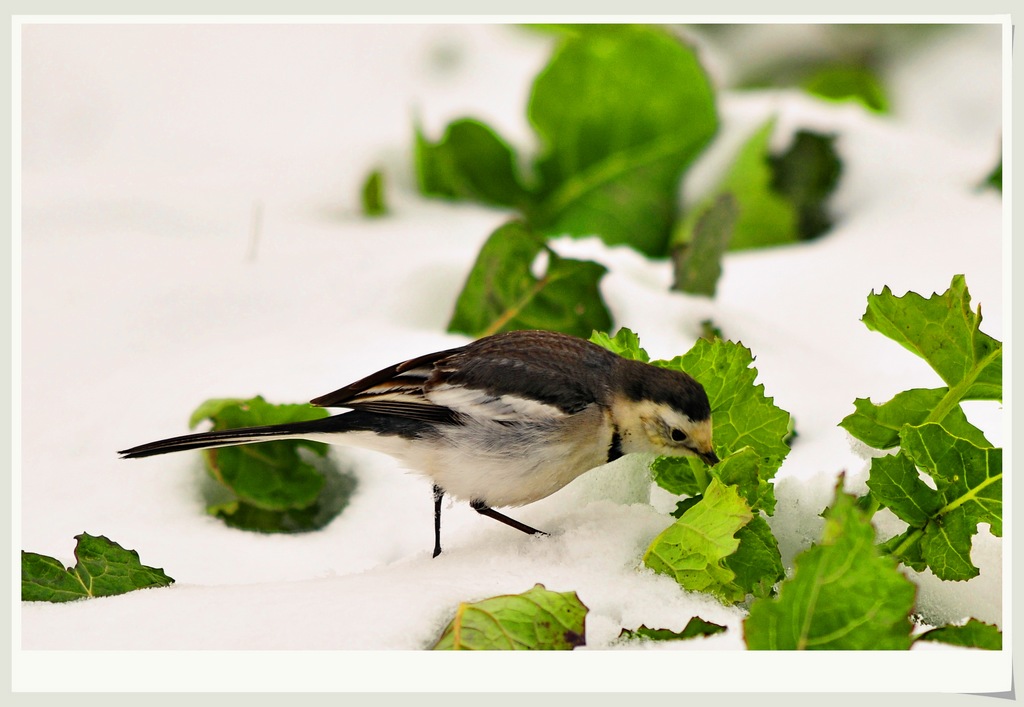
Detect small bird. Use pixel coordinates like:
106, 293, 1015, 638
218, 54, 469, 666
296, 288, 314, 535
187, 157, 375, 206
119, 329, 719, 556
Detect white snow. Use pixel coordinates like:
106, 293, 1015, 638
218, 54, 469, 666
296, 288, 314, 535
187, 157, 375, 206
15, 20, 1008, 692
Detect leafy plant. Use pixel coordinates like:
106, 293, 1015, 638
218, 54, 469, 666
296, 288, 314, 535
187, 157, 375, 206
191, 396, 354, 533
431, 583, 587, 650
22, 534, 174, 602
414, 25, 845, 334
838, 276, 1003, 579
743, 477, 1003, 651
417, 25, 718, 257
873, 424, 1001, 581
643, 478, 755, 603
744, 477, 917, 649
593, 328, 789, 603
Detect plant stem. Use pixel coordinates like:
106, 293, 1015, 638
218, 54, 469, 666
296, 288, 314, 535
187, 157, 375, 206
889, 527, 925, 562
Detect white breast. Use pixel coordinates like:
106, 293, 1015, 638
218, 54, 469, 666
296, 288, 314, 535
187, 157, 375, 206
309, 405, 614, 508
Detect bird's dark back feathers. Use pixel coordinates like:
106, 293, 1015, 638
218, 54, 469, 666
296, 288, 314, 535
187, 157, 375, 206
436, 330, 620, 414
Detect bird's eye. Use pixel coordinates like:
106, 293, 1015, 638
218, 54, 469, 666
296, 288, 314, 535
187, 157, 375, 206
670, 428, 687, 443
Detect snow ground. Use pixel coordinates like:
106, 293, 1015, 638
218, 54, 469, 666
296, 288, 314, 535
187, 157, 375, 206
15, 21, 1007, 691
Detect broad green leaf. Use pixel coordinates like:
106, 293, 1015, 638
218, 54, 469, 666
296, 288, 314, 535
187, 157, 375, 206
914, 619, 1002, 650
801, 65, 889, 113
724, 514, 785, 599
618, 617, 727, 642
643, 478, 753, 603
671, 193, 738, 296
840, 388, 991, 450
22, 534, 174, 602
767, 130, 842, 241
448, 220, 611, 338
744, 480, 916, 649
657, 447, 783, 598
414, 119, 532, 210
589, 326, 649, 362
207, 462, 357, 533
191, 396, 332, 514
652, 339, 792, 508
894, 423, 1002, 581
431, 584, 587, 650
360, 168, 387, 217
529, 26, 717, 256
862, 275, 1002, 402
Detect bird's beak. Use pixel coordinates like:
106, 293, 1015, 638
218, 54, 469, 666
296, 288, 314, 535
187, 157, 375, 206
699, 449, 720, 466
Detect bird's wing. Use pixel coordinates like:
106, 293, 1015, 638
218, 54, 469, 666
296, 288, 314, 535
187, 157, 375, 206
309, 345, 466, 423
425, 330, 613, 421
311, 331, 616, 424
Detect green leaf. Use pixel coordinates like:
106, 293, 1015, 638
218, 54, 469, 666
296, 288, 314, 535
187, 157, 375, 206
22, 534, 174, 602
801, 65, 889, 113
588, 326, 649, 362
643, 478, 753, 603
676, 117, 797, 252
651, 339, 792, 509
528, 26, 717, 256
414, 119, 532, 210
191, 396, 331, 514
206, 461, 357, 533
448, 220, 611, 338
842, 276, 1002, 456
867, 451, 942, 528
618, 616, 727, 642
724, 514, 785, 599
671, 495, 702, 519
670, 193, 738, 296
360, 168, 387, 217
431, 584, 587, 650
715, 446, 776, 514
674, 121, 841, 254
914, 619, 1002, 650
744, 479, 916, 649
840, 388, 991, 450
890, 423, 1003, 581
861, 275, 1002, 403
767, 130, 842, 241
653, 446, 775, 516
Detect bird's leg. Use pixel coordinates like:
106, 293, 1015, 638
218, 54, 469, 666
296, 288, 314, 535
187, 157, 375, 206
470, 500, 548, 536
432, 485, 444, 558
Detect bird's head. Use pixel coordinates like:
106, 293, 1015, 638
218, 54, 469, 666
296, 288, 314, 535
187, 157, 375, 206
610, 359, 719, 466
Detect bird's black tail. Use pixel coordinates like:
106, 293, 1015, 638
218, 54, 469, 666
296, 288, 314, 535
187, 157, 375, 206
118, 414, 357, 459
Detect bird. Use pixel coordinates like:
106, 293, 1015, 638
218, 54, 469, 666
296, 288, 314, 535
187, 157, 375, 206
119, 329, 719, 557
